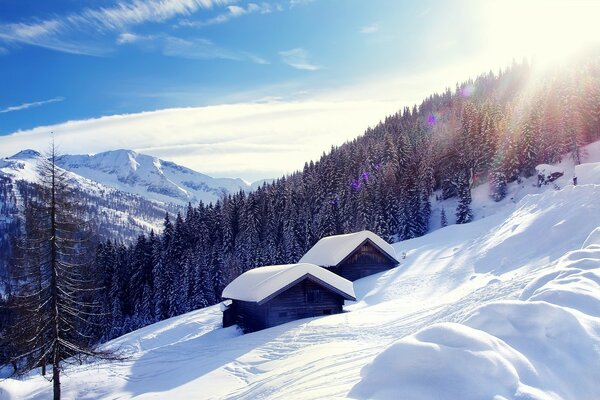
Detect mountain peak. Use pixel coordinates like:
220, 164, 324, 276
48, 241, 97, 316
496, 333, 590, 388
55, 149, 253, 206
9, 149, 42, 160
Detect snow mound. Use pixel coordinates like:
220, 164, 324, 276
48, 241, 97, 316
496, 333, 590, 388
575, 161, 600, 185
464, 301, 600, 399
349, 322, 542, 400
221, 263, 356, 303
352, 231, 600, 400
520, 241, 600, 316
299, 230, 398, 267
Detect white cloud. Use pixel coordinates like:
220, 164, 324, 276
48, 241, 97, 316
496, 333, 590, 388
116, 32, 141, 44
0, 58, 496, 181
360, 23, 380, 34
0, 97, 65, 114
117, 32, 267, 63
279, 47, 320, 71
289, 0, 315, 7
0, 99, 400, 182
179, 2, 274, 28
0, 0, 235, 55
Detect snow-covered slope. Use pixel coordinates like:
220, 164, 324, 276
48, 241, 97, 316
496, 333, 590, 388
56, 150, 252, 206
429, 140, 600, 231
3, 163, 599, 399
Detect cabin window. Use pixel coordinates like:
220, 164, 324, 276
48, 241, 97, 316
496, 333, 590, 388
306, 290, 321, 303
278, 311, 288, 318
323, 309, 332, 315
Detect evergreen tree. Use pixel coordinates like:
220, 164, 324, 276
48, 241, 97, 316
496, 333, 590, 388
455, 169, 474, 224
440, 208, 448, 227
6, 144, 106, 400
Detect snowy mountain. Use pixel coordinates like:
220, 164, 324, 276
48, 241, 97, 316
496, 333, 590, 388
3, 152, 600, 399
0, 150, 181, 245
56, 150, 254, 206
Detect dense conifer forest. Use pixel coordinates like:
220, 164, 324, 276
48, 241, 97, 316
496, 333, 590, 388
86, 57, 600, 341
3, 56, 600, 351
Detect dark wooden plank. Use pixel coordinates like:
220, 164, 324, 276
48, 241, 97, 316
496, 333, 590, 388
224, 277, 347, 333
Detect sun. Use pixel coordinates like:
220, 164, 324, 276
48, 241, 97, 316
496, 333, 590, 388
480, 0, 600, 69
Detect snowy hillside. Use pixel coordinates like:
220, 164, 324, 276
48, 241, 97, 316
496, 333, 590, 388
2, 159, 599, 399
0, 150, 180, 242
56, 150, 254, 206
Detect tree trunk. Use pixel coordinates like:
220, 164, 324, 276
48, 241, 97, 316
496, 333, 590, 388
53, 358, 60, 400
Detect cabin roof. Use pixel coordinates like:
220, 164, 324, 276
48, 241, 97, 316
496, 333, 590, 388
299, 230, 398, 267
221, 263, 355, 303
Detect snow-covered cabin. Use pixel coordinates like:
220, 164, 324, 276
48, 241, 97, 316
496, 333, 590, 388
221, 263, 356, 333
299, 230, 399, 281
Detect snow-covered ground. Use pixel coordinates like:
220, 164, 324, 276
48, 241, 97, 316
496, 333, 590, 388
2, 143, 600, 399
430, 140, 600, 231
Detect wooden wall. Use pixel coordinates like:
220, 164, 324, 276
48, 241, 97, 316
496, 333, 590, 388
332, 241, 397, 281
224, 278, 345, 333
265, 279, 344, 328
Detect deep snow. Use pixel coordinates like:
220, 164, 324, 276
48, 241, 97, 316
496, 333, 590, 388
2, 145, 600, 399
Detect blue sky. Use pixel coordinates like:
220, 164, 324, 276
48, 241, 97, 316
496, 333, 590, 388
0, 0, 478, 134
1, 0, 598, 181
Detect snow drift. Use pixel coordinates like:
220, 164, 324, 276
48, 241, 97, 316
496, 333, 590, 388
350, 214, 600, 400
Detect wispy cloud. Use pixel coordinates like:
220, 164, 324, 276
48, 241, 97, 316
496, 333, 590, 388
179, 3, 278, 28
1, 60, 484, 181
289, 0, 315, 8
0, 0, 235, 55
360, 22, 380, 34
279, 48, 320, 70
0, 97, 65, 114
0, 98, 400, 181
117, 32, 268, 63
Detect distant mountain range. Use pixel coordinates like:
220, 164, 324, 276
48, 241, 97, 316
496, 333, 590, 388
55, 149, 267, 206
2, 148, 267, 207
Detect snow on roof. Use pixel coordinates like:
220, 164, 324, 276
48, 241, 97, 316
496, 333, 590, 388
299, 230, 398, 267
220, 300, 233, 312
575, 161, 600, 185
222, 263, 355, 303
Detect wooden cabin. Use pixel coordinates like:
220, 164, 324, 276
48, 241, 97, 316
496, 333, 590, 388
221, 263, 356, 333
299, 230, 399, 281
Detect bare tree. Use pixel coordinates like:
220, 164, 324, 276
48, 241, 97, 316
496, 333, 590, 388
6, 143, 106, 400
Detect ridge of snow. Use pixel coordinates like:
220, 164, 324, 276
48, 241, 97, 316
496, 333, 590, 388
222, 263, 356, 303
299, 230, 398, 267
55, 149, 252, 206
7, 149, 42, 160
